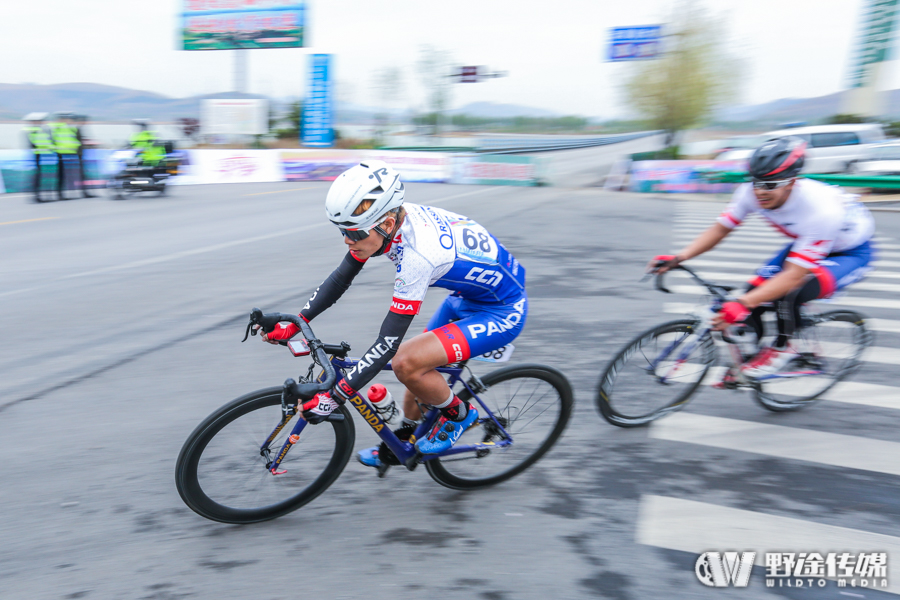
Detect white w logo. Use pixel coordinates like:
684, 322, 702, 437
695, 552, 756, 588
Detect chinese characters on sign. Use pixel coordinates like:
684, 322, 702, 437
694, 550, 889, 589
302, 54, 334, 148
607, 25, 662, 62
765, 552, 888, 589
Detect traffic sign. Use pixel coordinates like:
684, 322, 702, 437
607, 25, 663, 62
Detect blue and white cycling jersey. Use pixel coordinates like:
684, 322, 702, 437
385, 203, 526, 315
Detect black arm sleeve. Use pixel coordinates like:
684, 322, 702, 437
342, 310, 415, 392
300, 251, 366, 322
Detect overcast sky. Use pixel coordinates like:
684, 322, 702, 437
0, 0, 891, 117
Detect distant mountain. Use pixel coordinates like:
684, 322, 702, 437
450, 102, 561, 119
0, 82, 270, 121
714, 88, 900, 125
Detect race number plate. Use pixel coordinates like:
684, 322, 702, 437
473, 344, 514, 363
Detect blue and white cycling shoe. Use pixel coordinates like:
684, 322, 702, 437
356, 446, 382, 468
415, 404, 479, 454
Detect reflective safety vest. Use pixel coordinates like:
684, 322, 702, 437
24, 126, 54, 154
131, 130, 165, 165
49, 122, 80, 154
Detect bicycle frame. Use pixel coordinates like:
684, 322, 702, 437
262, 355, 514, 475
650, 265, 827, 386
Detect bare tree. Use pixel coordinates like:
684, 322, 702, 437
416, 45, 454, 135
375, 66, 405, 115
621, 0, 741, 148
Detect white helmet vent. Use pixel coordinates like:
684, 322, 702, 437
324, 161, 405, 230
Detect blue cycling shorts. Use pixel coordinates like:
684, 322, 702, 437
750, 240, 875, 297
426, 293, 528, 363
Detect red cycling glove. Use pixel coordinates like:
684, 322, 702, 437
263, 322, 299, 342
650, 255, 681, 272
719, 301, 750, 324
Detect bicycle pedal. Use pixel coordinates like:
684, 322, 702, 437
377, 463, 391, 478
404, 450, 422, 471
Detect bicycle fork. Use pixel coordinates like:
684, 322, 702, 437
260, 385, 309, 476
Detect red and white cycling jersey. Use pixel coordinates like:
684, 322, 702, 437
717, 179, 875, 270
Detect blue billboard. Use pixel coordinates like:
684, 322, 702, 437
607, 25, 662, 62
302, 54, 334, 147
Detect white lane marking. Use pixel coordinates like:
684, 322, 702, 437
663, 303, 900, 334
666, 285, 900, 312
650, 413, 900, 476
637, 495, 900, 595
0, 186, 496, 298
60, 224, 326, 280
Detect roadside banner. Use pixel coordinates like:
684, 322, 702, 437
451, 155, 546, 186
189, 149, 284, 184
302, 54, 334, 147
629, 160, 747, 193
280, 150, 356, 181
0, 149, 112, 193
362, 151, 450, 183
279, 150, 451, 183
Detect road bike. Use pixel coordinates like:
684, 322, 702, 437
176, 309, 573, 524
596, 265, 872, 427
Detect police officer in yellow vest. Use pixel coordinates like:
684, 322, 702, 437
130, 119, 166, 167
70, 114, 95, 197
22, 112, 55, 203
49, 112, 81, 200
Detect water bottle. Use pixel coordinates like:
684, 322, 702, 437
367, 384, 402, 425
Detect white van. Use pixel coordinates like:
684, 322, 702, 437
717, 124, 886, 173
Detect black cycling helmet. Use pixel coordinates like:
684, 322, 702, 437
748, 136, 806, 181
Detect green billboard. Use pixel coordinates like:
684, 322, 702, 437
179, 0, 305, 51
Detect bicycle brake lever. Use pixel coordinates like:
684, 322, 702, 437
241, 321, 253, 342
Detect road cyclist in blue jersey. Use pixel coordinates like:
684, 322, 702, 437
258, 161, 528, 468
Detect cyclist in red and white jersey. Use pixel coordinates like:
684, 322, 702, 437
650, 137, 875, 377
260, 161, 527, 466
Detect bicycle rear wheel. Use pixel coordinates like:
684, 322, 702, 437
597, 319, 716, 427
175, 387, 355, 524
754, 310, 872, 412
425, 364, 573, 490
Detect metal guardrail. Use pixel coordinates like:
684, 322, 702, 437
380, 130, 661, 154
703, 171, 900, 189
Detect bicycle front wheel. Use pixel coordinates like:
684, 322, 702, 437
425, 364, 573, 490
596, 319, 716, 427
754, 310, 872, 412
175, 387, 355, 524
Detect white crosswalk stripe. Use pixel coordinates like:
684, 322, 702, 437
650, 412, 900, 475
637, 496, 900, 595
664, 303, 900, 333
671, 269, 900, 289
666, 284, 900, 311
634, 201, 900, 583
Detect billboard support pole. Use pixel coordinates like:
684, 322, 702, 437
235, 49, 248, 94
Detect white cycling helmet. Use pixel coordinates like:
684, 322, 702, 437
325, 161, 405, 236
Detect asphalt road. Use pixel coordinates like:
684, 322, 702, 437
2, 180, 899, 600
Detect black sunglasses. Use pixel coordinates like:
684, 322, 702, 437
338, 217, 391, 242
340, 227, 372, 242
